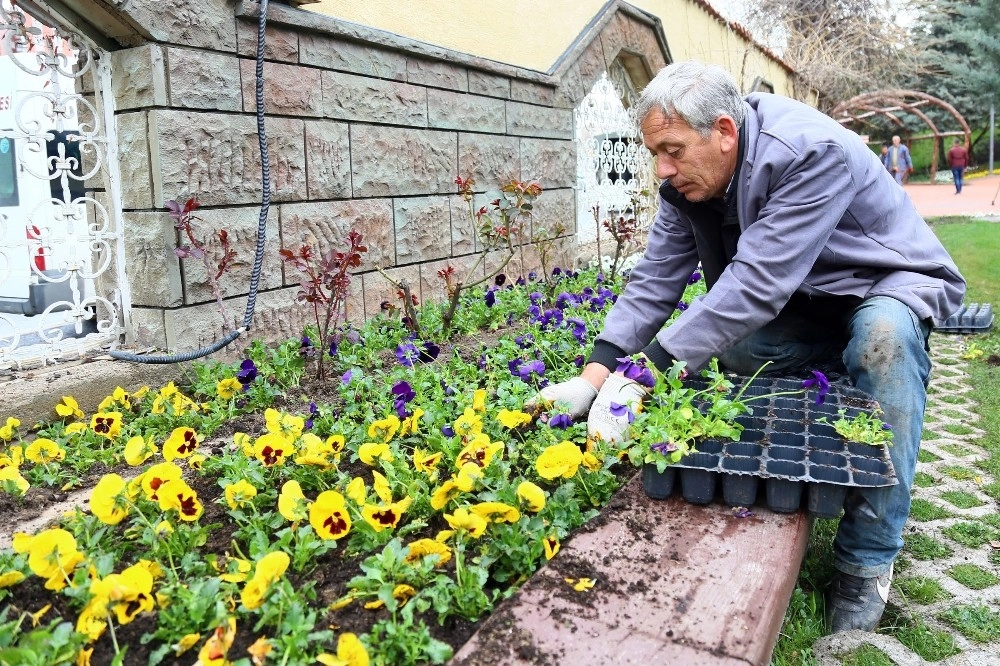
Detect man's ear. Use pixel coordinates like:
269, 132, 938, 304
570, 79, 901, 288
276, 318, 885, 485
716, 115, 739, 153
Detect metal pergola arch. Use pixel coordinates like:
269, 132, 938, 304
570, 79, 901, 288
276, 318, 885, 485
831, 89, 972, 182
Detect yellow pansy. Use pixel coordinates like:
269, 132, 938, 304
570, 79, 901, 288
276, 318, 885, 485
443, 507, 487, 538
456, 433, 504, 469
264, 408, 305, 441
0, 416, 19, 441
497, 409, 532, 429
361, 497, 413, 532
544, 535, 560, 560
197, 618, 237, 666
216, 377, 242, 400
413, 448, 442, 475
317, 632, 369, 666
453, 407, 482, 437
253, 432, 294, 467
24, 438, 65, 464
89, 473, 129, 525
90, 412, 123, 440
472, 388, 487, 412
403, 538, 452, 566
358, 442, 393, 465
516, 481, 546, 512
470, 501, 520, 524
55, 396, 84, 420
0, 465, 30, 494
309, 490, 352, 540
97, 387, 132, 412
124, 435, 158, 466
224, 479, 257, 510
156, 478, 203, 522
367, 415, 400, 443
162, 426, 202, 462
535, 441, 584, 480
277, 480, 308, 522
345, 477, 367, 505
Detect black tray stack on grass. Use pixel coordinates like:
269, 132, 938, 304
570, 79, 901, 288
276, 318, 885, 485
642, 377, 897, 517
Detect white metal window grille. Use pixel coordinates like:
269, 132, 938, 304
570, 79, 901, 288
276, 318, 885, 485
0, 0, 124, 371
574, 65, 655, 267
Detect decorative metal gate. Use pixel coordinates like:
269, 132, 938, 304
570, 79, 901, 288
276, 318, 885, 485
574, 64, 655, 266
0, 0, 125, 371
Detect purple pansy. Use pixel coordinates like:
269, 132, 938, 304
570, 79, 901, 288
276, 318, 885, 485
615, 356, 656, 389
676, 301, 688, 311
549, 413, 573, 429
419, 341, 440, 363
485, 289, 497, 307
801, 370, 830, 405
609, 402, 635, 424
688, 270, 702, 284
237, 359, 258, 386
651, 441, 679, 455
391, 381, 415, 417
441, 424, 455, 437
395, 341, 419, 367
341, 369, 353, 386
567, 318, 587, 343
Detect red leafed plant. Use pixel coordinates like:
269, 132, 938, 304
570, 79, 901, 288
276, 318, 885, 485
166, 196, 239, 333
279, 229, 367, 379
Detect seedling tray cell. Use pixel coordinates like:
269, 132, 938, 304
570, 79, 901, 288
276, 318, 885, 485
935, 302, 994, 334
641, 375, 897, 516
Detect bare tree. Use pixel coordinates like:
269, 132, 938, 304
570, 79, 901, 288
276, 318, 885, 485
738, 0, 923, 111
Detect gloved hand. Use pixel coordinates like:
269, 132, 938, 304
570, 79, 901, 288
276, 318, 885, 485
587, 373, 647, 443
526, 377, 599, 420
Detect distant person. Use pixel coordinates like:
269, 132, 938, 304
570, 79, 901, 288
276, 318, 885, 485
882, 135, 912, 185
880, 143, 890, 171
947, 137, 969, 194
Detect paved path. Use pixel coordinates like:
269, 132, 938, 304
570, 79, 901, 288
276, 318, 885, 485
904, 173, 1000, 220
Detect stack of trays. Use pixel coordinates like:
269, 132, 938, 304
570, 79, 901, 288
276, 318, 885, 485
641, 377, 897, 517
935, 302, 994, 334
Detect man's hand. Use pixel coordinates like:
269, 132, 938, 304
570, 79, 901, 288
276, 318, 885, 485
587, 374, 647, 443
526, 377, 599, 420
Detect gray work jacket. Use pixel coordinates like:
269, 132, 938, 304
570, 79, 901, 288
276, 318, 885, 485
594, 93, 966, 371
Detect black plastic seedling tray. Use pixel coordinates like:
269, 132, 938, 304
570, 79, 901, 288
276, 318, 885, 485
935, 302, 994, 334
641, 376, 897, 517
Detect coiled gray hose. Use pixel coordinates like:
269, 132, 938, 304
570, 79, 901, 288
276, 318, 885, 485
111, 0, 270, 363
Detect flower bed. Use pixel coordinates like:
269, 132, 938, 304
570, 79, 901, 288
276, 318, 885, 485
0, 266, 671, 666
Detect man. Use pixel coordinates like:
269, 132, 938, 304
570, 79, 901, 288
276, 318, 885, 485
947, 137, 969, 194
882, 134, 913, 185
534, 62, 965, 633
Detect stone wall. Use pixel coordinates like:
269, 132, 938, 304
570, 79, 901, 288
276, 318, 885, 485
102, 0, 669, 354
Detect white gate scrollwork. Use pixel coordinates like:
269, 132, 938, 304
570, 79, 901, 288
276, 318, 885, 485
574, 63, 656, 266
0, 0, 124, 370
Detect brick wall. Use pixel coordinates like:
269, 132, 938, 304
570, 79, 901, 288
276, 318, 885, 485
106, 0, 668, 354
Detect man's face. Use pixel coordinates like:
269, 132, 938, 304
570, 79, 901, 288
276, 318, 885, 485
641, 108, 738, 202
892, 136, 901, 146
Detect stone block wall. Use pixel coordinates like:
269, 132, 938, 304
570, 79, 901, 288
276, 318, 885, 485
104, 0, 669, 354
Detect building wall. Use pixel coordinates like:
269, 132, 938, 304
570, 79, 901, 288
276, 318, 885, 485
89, 0, 670, 354
311, 0, 797, 95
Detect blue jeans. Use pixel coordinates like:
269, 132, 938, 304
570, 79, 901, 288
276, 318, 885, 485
718, 296, 932, 578
951, 167, 964, 193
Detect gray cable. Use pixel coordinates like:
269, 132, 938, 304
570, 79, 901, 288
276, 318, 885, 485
112, 0, 270, 364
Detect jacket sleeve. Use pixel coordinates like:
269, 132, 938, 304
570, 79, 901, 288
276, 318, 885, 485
590, 196, 699, 363
653, 141, 857, 370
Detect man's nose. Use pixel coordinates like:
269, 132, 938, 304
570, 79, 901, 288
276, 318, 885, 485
657, 155, 677, 180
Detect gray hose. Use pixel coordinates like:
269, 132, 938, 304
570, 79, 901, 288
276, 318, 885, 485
112, 0, 270, 364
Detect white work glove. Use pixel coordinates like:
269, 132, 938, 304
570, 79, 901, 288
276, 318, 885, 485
587, 374, 647, 443
526, 377, 599, 420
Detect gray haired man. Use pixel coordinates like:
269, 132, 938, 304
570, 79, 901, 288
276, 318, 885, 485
532, 61, 965, 633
